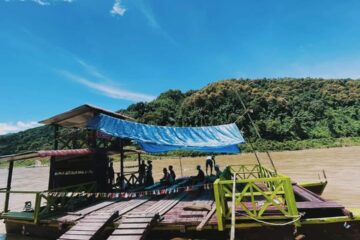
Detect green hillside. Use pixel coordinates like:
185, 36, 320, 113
1, 78, 359, 156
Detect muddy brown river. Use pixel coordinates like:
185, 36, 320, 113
0, 146, 359, 239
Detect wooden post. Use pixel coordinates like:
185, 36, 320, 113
179, 157, 183, 177
33, 193, 41, 224
138, 152, 141, 171
120, 140, 124, 190
213, 179, 224, 231
230, 173, 236, 240
88, 129, 97, 149
4, 160, 14, 212
54, 124, 59, 150
48, 124, 58, 190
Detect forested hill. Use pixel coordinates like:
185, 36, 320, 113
1, 78, 359, 155
123, 79, 359, 141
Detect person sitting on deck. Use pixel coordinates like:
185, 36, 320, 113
169, 165, 176, 183
160, 168, 172, 185
205, 155, 216, 176
193, 165, 205, 182
145, 160, 154, 186
214, 165, 222, 178
139, 160, 146, 184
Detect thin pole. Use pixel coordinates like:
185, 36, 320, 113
247, 138, 262, 168
4, 161, 14, 212
230, 173, 236, 240
235, 91, 277, 174
179, 157, 183, 177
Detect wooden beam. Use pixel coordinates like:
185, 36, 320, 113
137, 152, 141, 173
4, 160, 14, 212
48, 124, 58, 190
196, 206, 216, 231
120, 140, 124, 190
230, 173, 236, 240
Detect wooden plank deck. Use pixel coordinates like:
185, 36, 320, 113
107, 193, 187, 239
51, 182, 347, 239
57, 201, 116, 223
58, 210, 118, 240
161, 190, 215, 225
293, 185, 325, 202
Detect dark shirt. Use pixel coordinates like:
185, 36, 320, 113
197, 169, 205, 181
139, 163, 146, 174
160, 171, 170, 184
169, 169, 176, 181
108, 166, 115, 181
147, 163, 153, 175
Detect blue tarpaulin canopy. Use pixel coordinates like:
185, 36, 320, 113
87, 114, 245, 153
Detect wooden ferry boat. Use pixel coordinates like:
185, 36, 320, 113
0, 104, 359, 240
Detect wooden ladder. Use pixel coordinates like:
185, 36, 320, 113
58, 210, 118, 240
107, 213, 159, 240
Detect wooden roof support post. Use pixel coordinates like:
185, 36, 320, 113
120, 140, 125, 190
87, 129, 97, 148
48, 124, 58, 190
137, 152, 141, 172
4, 160, 14, 212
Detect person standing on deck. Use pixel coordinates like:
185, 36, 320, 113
169, 165, 176, 183
205, 155, 216, 176
146, 160, 154, 186
139, 160, 146, 184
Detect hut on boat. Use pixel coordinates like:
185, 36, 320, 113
0, 104, 360, 240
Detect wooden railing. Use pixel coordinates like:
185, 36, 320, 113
214, 165, 299, 231
0, 181, 97, 224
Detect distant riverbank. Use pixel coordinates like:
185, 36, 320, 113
1, 137, 360, 169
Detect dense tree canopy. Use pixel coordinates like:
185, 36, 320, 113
1, 78, 359, 155
122, 79, 360, 142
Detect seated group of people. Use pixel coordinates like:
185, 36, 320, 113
160, 165, 176, 185
112, 155, 223, 189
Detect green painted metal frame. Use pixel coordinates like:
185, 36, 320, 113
0, 181, 97, 224
213, 164, 299, 231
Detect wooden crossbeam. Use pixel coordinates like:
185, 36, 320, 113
196, 206, 216, 231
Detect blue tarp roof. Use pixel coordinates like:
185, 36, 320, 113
87, 114, 245, 153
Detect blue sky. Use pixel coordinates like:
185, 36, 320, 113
1, 0, 360, 134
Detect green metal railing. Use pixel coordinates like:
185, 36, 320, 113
0, 181, 97, 224
214, 165, 299, 231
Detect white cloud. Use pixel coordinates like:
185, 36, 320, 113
75, 58, 110, 82
32, 0, 49, 5
60, 70, 155, 102
4, 0, 75, 6
0, 121, 42, 135
110, 0, 126, 16
130, 0, 177, 45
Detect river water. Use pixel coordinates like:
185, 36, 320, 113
0, 146, 359, 239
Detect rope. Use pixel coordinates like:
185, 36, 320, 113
237, 212, 304, 226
